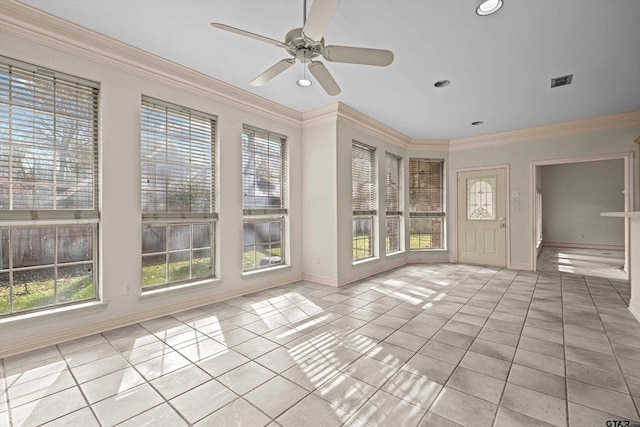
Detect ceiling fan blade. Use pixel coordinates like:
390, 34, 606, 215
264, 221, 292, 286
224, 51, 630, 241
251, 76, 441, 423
250, 59, 295, 86
308, 61, 341, 96
211, 23, 287, 48
323, 45, 394, 66
302, 0, 340, 43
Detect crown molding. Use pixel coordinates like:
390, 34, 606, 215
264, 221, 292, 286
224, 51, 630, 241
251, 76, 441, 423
335, 103, 411, 148
302, 103, 340, 128
410, 139, 451, 151
0, 0, 302, 128
303, 102, 418, 149
450, 110, 640, 150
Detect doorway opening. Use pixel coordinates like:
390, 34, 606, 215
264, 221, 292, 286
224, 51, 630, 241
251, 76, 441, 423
532, 153, 633, 280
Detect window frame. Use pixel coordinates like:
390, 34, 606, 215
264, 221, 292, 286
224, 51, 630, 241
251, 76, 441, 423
385, 152, 403, 254
0, 56, 100, 316
409, 158, 445, 251
242, 217, 285, 272
241, 125, 288, 272
352, 141, 377, 262
140, 96, 217, 290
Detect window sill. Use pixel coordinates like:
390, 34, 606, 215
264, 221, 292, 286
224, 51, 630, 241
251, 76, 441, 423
242, 264, 292, 277
353, 257, 379, 266
140, 277, 223, 300
409, 249, 448, 253
386, 250, 405, 257
0, 300, 108, 325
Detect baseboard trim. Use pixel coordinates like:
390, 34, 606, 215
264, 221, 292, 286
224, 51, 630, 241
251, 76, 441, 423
302, 274, 339, 287
0, 275, 302, 359
337, 258, 408, 287
510, 262, 534, 270
407, 252, 450, 264
542, 242, 625, 251
629, 300, 640, 324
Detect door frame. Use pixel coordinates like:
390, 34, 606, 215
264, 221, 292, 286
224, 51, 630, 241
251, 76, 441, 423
530, 151, 634, 276
454, 164, 511, 268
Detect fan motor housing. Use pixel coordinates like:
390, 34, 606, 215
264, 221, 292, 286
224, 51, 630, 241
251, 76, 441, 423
285, 28, 323, 60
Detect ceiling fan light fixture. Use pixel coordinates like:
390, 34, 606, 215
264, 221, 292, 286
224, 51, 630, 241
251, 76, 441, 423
297, 57, 312, 87
211, 0, 391, 96
476, 0, 503, 16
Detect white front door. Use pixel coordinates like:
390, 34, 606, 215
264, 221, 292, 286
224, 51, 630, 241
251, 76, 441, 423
457, 168, 507, 267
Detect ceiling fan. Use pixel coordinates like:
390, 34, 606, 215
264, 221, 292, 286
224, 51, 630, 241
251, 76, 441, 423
211, 0, 394, 96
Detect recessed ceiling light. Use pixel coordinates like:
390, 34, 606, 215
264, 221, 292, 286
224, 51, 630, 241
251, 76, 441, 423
296, 79, 312, 87
472, 121, 484, 125
434, 80, 451, 88
476, 0, 503, 16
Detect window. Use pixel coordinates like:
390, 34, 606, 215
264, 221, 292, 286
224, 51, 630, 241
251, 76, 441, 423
141, 97, 216, 289
352, 142, 376, 261
467, 178, 496, 220
409, 158, 445, 250
242, 125, 287, 271
0, 56, 99, 316
385, 152, 403, 253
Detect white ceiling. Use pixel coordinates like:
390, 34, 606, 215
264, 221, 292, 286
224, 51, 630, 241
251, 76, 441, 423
19, 0, 640, 140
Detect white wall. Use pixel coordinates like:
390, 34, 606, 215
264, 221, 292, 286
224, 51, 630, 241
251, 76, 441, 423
301, 120, 339, 284
542, 160, 625, 247
0, 30, 304, 357
449, 127, 638, 269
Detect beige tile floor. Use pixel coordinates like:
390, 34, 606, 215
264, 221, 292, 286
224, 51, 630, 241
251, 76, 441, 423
1, 263, 639, 426
537, 247, 627, 281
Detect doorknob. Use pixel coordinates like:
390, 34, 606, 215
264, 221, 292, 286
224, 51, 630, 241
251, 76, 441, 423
500, 223, 505, 228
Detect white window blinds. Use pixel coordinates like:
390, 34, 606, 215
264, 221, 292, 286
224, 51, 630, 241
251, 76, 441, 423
141, 97, 216, 219
0, 56, 99, 219
385, 152, 402, 215
242, 125, 287, 214
409, 158, 444, 215
352, 142, 376, 215
409, 158, 444, 250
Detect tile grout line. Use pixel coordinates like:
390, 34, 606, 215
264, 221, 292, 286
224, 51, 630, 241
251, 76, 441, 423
487, 269, 540, 427
400, 265, 510, 427
159, 311, 298, 425
54, 343, 102, 427
0, 358, 14, 427
89, 318, 230, 425
135, 303, 293, 424
336, 264, 481, 426
560, 273, 570, 427
396, 265, 505, 425
581, 275, 640, 422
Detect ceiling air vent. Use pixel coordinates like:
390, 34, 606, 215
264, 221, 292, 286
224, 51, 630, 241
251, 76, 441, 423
551, 74, 573, 88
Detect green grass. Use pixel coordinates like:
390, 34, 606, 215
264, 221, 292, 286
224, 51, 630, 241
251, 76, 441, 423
353, 237, 371, 260
410, 233, 435, 249
243, 248, 282, 271
142, 258, 211, 288
0, 274, 94, 315
353, 233, 437, 258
